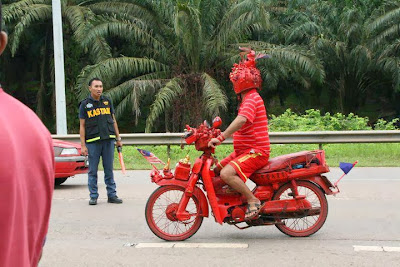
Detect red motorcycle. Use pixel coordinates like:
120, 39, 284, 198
145, 118, 342, 241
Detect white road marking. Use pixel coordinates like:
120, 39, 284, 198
353, 246, 383, 252
353, 246, 400, 252
174, 243, 248, 248
383, 247, 400, 252
135, 243, 174, 248
133, 243, 248, 248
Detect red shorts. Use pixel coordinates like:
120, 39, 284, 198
217, 149, 270, 182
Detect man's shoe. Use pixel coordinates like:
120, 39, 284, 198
108, 196, 123, 204
89, 198, 97, 205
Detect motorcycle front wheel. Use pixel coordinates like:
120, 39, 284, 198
272, 180, 328, 237
145, 185, 203, 241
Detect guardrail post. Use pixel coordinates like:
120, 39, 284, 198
319, 143, 323, 150
167, 145, 171, 158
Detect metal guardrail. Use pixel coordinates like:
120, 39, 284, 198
52, 130, 400, 145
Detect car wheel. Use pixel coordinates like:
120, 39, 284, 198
55, 177, 68, 186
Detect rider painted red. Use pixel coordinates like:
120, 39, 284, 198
144, 119, 344, 241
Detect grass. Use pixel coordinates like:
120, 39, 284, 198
110, 143, 400, 170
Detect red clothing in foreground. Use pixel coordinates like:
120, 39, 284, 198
233, 89, 270, 154
0, 88, 54, 267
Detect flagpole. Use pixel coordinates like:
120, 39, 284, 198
334, 160, 358, 187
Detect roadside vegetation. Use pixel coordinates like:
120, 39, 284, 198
111, 109, 399, 169
2, 0, 400, 133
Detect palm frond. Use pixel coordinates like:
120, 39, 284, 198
199, 0, 228, 36
368, 6, 400, 34
64, 6, 112, 63
243, 41, 326, 84
75, 57, 168, 100
370, 24, 400, 50
64, 5, 95, 40
214, 0, 270, 51
377, 57, 400, 90
145, 78, 183, 132
174, 2, 202, 70
3, 0, 48, 22
10, 4, 52, 56
108, 78, 162, 121
379, 38, 400, 57
81, 19, 168, 59
88, 1, 168, 31
201, 73, 228, 119
286, 21, 321, 44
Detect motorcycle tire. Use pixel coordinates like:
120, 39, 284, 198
145, 185, 204, 241
272, 180, 328, 237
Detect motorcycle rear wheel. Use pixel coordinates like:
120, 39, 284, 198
272, 180, 328, 237
145, 185, 203, 241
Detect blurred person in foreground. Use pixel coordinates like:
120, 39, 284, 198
0, 1, 55, 266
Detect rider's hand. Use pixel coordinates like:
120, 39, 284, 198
81, 145, 88, 156
213, 166, 221, 176
208, 138, 221, 148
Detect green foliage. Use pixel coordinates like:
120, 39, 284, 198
373, 118, 400, 130
268, 108, 399, 131
3, 0, 400, 134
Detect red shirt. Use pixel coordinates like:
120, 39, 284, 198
0, 88, 54, 267
233, 89, 270, 154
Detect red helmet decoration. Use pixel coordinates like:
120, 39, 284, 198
229, 48, 263, 94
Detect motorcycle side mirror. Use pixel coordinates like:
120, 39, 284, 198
212, 117, 222, 129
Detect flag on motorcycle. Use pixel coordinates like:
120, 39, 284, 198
339, 162, 357, 174
137, 148, 165, 165
334, 161, 358, 188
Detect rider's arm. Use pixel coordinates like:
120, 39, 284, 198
221, 115, 247, 139
208, 115, 247, 148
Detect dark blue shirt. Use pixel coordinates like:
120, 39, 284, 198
79, 95, 115, 119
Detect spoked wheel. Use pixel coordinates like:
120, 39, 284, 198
272, 180, 328, 237
145, 185, 203, 241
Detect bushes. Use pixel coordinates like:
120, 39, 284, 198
268, 109, 399, 131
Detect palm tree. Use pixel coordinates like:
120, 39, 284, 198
278, 1, 397, 114
242, 0, 326, 111
3, 0, 113, 129
75, 0, 327, 132
76, 0, 269, 132
368, 0, 400, 92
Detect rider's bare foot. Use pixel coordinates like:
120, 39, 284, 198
245, 201, 264, 220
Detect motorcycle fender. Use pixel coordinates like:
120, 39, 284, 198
305, 176, 335, 195
156, 179, 209, 217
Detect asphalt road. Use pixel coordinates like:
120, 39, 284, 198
40, 168, 400, 267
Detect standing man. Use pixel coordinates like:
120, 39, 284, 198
0, 1, 55, 265
209, 49, 270, 220
79, 78, 123, 205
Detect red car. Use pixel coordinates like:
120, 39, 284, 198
53, 139, 89, 186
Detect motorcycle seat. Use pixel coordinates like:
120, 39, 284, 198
255, 150, 322, 173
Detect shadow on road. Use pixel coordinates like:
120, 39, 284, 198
54, 184, 87, 190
